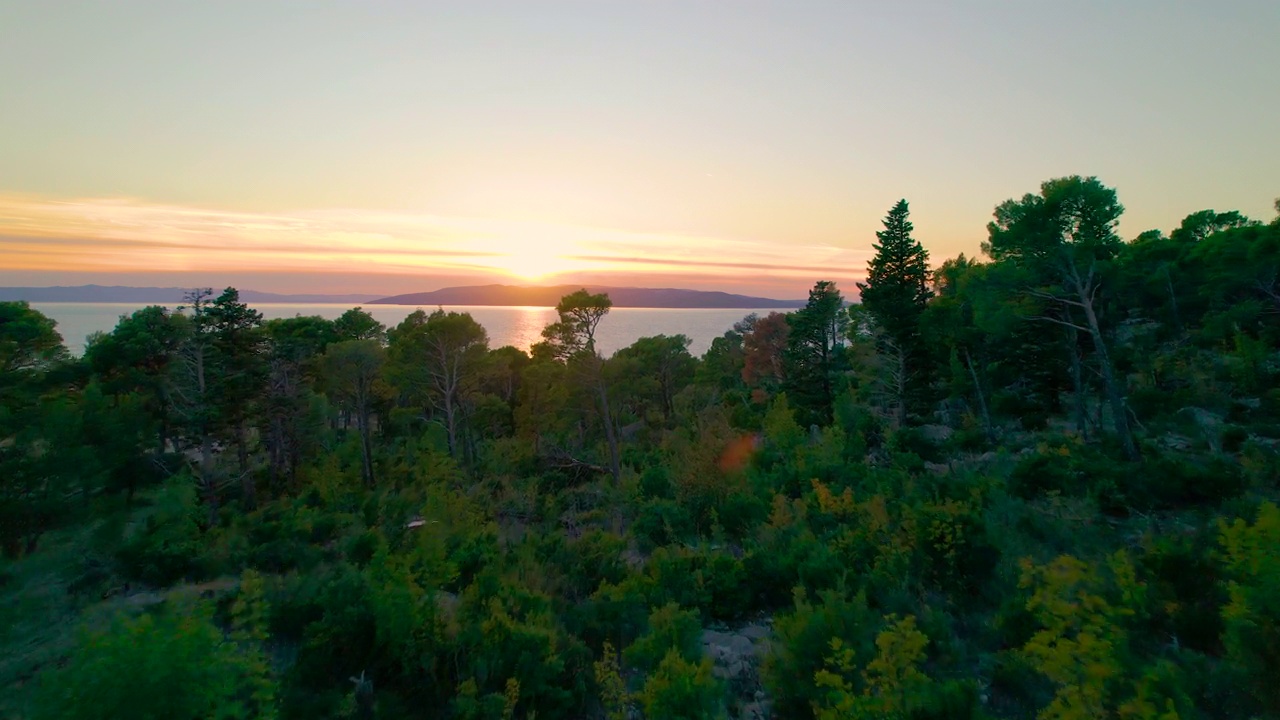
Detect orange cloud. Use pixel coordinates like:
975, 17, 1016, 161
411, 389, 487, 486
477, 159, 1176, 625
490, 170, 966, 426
0, 193, 869, 293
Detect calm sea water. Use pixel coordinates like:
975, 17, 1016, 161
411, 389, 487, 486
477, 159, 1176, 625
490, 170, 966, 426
32, 303, 777, 358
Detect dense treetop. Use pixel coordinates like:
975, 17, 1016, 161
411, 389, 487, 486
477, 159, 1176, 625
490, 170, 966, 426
2, 178, 1280, 719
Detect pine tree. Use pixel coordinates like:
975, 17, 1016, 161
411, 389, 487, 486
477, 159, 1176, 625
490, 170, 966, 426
783, 281, 848, 426
857, 200, 933, 422
231, 570, 278, 720
858, 200, 932, 348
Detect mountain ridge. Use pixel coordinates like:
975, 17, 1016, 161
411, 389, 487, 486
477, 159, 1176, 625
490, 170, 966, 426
0, 285, 382, 304
370, 284, 805, 308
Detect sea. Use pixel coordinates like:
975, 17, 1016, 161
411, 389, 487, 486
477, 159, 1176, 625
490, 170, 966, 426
32, 303, 778, 358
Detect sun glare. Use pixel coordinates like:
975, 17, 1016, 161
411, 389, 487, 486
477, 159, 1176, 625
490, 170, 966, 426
473, 233, 598, 281
0, 193, 863, 288
488, 247, 573, 281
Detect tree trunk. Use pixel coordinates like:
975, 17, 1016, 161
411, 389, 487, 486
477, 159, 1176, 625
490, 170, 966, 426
1078, 289, 1139, 461
194, 344, 218, 525
660, 369, 674, 422
894, 342, 907, 428
1066, 323, 1089, 438
237, 421, 255, 508
820, 337, 833, 424
358, 405, 375, 487
595, 358, 621, 484
287, 428, 302, 490
265, 362, 287, 492
1164, 265, 1183, 333
200, 431, 217, 526
1256, 274, 1279, 313
444, 391, 458, 458
1054, 259, 1139, 460
242, 472, 256, 509
236, 422, 249, 475
962, 348, 994, 441
267, 417, 282, 492
157, 388, 172, 454
460, 403, 478, 470
157, 412, 169, 455
355, 389, 373, 484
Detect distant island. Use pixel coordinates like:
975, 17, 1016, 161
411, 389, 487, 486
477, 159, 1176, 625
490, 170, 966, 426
0, 283, 806, 309
371, 284, 805, 308
0, 285, 381, 304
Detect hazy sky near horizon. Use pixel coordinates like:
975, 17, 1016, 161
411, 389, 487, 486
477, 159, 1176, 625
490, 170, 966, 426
2, 1, 1278, 297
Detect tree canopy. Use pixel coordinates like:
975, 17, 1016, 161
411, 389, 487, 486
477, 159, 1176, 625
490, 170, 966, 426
5, 177, 1280, 720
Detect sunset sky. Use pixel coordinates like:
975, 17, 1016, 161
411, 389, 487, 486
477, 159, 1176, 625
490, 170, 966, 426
2, 2, 1278, 298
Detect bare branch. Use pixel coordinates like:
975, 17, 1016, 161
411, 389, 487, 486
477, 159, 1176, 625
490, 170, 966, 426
1026, 288, 1087, 308
1032, 314, 1092, 333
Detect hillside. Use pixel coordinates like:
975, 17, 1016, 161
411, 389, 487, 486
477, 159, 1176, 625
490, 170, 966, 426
371, 284, 804, 308
3, 184, 1279, 720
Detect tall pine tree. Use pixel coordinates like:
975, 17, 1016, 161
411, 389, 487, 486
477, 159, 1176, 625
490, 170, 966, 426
857, 199, 933, 423
783, 281, 848, 426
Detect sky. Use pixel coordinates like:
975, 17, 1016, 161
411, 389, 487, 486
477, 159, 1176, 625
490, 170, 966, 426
1, 1, 1278, 298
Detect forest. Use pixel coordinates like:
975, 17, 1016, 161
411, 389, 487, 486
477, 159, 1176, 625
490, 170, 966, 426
2, 175, 1279, 719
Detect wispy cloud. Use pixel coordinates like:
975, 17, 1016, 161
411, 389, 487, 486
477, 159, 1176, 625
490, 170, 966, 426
0, 193, 869, 293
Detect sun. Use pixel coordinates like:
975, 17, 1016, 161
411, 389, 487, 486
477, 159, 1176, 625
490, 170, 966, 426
490, 247, 573, 281
475, 234, 597, 282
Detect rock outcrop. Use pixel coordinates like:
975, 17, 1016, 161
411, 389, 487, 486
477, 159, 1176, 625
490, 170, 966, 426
702, 623, 773, 719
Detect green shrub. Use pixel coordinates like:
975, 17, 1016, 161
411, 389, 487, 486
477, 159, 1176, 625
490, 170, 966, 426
344, 528, 382, 566
1130, 453, 1246, 510
1008, 450, 1082, 499
1220, 502, 1280, 715
889, 426, 945, 463
639, 648, 724, 720
1138, 530, 1225, 655
647, 547, 749, 622
556, 529, 628, 598
32, 605, 266, 720
639, 465, 675, 499
766, 587, 875, 719
631, 498, 694, 551
115, 477, 205, 586
624, 602, 703, 673
1220, 424, 1248, 453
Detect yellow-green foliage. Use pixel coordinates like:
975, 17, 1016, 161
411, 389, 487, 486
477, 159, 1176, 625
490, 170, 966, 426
640, 648, 724, 720
811, 481, 916, 593
1019, 555, 1127, 719
1018, 553, 1185, 720
594, 642, 629, 720
624, 602, 703, 672
814, 614, 931, 720
10, 217, 1280, 720
230, 570, 277, 720
863, 615, 931, 714
502, 677, 520, 720
1220, 502, 1280, 714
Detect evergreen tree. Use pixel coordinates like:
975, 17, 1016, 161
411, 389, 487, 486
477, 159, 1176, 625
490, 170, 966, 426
386, 308, 489, 459
260, 315, 336, 488
85, 306, 190, 454
984, 177, 1139, 460
857, 199, 933, 423
206, 288, 267, 501
0, 303, 69, 556
333, 307, 387, 343
783, 281, 848, 426
539, 290, 621, 482
320, 339, 386, 487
